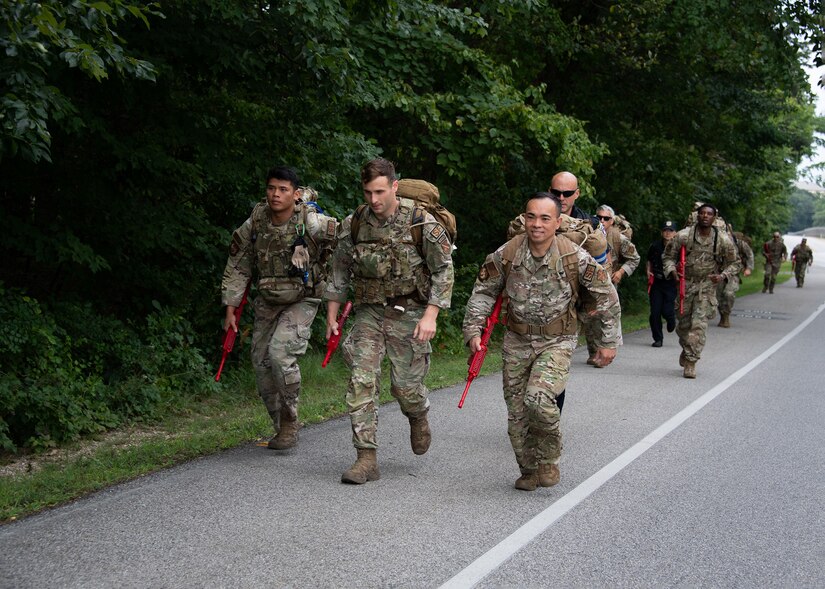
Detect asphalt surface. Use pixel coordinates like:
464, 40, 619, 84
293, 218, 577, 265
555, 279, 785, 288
2, 240, 824, 588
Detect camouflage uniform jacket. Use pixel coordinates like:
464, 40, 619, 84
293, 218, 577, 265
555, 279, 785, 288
791, 244, 813, 264
463, 235, 622, 349
735, 238, 755, 272
605, 226, 640, 276
221, 203, 338, 307
662, 226, 740, 284
324, 197, 454, 309
762, 239, 787, 268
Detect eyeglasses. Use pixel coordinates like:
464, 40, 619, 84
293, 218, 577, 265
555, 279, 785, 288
549, 188, 577, 198
597, 215, 612, 221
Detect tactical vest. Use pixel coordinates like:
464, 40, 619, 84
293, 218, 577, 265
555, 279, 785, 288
350, 198, 431, 305
500, 234, 580, 337
683, 225, 726, 280
251, 202, 323, 304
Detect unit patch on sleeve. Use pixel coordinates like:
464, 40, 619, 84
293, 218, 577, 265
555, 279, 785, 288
582, 262, 597, 285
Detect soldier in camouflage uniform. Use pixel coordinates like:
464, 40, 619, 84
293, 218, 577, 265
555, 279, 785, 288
761, 232, 787, 293
324, 158, 454, 485
463, 192, 621, 491
791, 238, 814, 287
662, 204, 740, 379
221, 166, 338, 450
583, 205, 639, 364
716, 225, 754, 327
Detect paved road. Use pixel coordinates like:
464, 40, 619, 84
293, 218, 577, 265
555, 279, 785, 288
2, 263, 823, 588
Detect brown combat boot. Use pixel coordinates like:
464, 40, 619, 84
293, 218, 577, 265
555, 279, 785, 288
679, 351, 686, 367
409, 410, 432, 455
538, 463, 560, 487
268, 407, 299, 450
341, 448, 380, 484
683, 361, 696, 379
718, 313, 730, 328
514, 472, 538, 491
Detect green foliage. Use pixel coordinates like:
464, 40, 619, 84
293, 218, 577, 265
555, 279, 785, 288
788, 188, 818, 231
0, 0, 158, 163
0, 285, 216, 451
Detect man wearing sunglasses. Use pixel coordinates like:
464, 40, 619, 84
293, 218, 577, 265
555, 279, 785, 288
549, 171, 590, 221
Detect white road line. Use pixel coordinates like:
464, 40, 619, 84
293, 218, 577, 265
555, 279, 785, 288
439, 301, 825, 589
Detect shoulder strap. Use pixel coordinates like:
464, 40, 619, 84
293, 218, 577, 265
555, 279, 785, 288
500, 234, 526, 280
410, 205, 426, 253
349, 204, 369, 244
555, 235, 580, 303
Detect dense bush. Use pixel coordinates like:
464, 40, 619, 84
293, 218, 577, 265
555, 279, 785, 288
0, 285, 216, 451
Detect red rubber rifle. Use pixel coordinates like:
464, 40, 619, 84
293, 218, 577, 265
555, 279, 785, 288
458, 294, 503, 408
678, 245, 686, 315
322, 301, 353, 367
215, 282, 250, 382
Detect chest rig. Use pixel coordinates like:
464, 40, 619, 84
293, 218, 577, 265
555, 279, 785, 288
252, 203, 320, 304
349, 198, 431, 305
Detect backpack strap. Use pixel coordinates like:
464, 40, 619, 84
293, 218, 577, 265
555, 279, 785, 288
349, 203, 369, 244
409, 205, 426, 255
555, 235, 580, 306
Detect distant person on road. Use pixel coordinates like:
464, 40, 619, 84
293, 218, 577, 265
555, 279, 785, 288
462, 192, 621, 491
581, 204, 639, 362
221, 166, 338, 450
791, 238, 814, 287
761, 231, 787, 293
663, 203, 739, 379
716, 224, 754, 328
324, 158, 454, 485
646, 220, 678, 347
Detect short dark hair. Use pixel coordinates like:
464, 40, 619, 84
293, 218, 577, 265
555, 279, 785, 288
696, 203, 717, 216
526, 191, 562, 218
361, 158, 396, 184
266, 166, 300, 189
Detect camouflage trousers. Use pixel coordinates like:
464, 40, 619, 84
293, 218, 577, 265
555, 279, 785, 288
251, 297, 320, 424
716, 273, 741, 316
501, 331, 576, 474
794, 263, 809, 286
675, 280, 717, 363
341, 303, 431, 449
763, 262, 781, 289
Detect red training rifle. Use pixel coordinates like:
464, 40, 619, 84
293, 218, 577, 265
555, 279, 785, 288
459, 294, 503, 408
215, 282, 250, 382
322, 301, 353, 368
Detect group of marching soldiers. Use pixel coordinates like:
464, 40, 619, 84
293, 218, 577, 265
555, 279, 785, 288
219, 161, 813, 491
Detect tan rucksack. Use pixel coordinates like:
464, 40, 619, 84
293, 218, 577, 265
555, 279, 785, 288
614, 214, 633, 239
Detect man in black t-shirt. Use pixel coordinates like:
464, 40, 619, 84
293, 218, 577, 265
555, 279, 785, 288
646, 220, 678, 347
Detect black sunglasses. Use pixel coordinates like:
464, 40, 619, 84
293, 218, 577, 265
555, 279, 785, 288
597, 215, 612, 221
549, 188, 577, 198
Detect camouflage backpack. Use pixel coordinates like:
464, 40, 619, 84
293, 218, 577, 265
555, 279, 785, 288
614, 213, 633, 239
